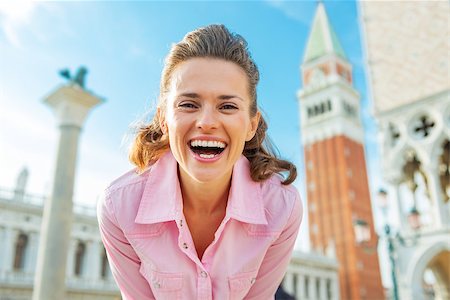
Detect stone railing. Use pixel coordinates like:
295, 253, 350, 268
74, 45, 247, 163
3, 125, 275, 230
0, 187, 96, 217
0, 270, 118, 292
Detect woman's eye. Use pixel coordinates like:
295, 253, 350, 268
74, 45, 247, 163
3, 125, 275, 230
220, 104, 238, 110
179, 102, 197, 109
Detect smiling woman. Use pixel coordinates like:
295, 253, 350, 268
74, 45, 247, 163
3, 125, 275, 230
98, 24, 302, 300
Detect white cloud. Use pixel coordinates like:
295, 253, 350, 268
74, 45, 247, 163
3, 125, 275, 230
0, 1, 35, 22
0, 0, 37, 48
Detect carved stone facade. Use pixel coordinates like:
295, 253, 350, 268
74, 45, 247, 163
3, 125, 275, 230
282, 250, 339, 300
0, 183, 120, 300
360, 1, 450, 299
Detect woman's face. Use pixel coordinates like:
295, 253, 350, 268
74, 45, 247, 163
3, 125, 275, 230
161, 57, 260, 185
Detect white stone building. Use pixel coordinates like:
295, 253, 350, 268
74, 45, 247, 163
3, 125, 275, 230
283, 250, 339, 300
359, 1, 450, 299
0, 169, 120, 300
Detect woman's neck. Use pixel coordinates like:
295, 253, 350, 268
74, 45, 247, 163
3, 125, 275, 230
178, 166, 231, 215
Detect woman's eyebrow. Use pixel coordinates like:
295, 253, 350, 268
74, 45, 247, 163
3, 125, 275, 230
178, 93, 244, 102
178, 92, 200, 99
218, 95, 244, 101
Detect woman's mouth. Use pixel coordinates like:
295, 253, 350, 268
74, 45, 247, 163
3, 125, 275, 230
189, 139, 227, 160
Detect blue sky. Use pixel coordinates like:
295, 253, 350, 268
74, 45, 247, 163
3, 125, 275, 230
0, 0, 386, 271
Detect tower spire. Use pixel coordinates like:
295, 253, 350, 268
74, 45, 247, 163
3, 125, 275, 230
303, 2, 347, 63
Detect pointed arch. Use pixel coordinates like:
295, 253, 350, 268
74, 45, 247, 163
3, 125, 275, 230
408, 242, 450, 300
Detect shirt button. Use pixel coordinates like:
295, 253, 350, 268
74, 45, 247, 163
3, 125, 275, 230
182, 242, 188, 249
179, 220, 183, 227
200, 271, 208, 278
251, 277, 256, 284
154, 282, 161, 288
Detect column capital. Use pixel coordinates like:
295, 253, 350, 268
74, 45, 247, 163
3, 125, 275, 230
43, 84, 104, 128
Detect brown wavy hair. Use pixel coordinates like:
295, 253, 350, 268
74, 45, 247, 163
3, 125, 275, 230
129, 24, 296, 185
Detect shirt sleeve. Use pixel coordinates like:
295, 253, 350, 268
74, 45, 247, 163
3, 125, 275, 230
97, 190, 155, 300
244, 188, 303, 300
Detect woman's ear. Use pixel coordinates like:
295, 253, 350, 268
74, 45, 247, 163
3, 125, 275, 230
246, 111, 261, 141
157, 107, 167, 134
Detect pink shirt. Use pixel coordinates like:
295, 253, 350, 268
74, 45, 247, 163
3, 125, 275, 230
97, 152, 302, 300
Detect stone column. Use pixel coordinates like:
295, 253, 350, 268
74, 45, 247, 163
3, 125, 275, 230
331, 274, 339, 300
3, 228, 16, 273
423, 164, 447, 228
296, 274, 305, 300
32, 84, 103, 300
319, 278, 327, 300
308, 276, 317, 300
0, 227, 13, 273
87, 240, 101, 281
25, 232, 38, 274
392, 182, 407, 229
283, 272, 295, 295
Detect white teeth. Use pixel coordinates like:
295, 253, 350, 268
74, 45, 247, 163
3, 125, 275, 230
199, 153, 215, 159
190, 140, 226, 148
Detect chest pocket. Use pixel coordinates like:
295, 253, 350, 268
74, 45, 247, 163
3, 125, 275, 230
140, 264, 183, 300
228, 269, 258, 300
125, 223, 165, 238
245, 223, 281, 239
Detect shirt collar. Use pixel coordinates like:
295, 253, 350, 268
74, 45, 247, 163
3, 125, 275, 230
135, 151, 182, 224
226, 155, 268, 225
135, 151, 267, 225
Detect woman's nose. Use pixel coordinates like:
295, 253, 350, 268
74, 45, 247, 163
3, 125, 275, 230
196, 107, 218, 131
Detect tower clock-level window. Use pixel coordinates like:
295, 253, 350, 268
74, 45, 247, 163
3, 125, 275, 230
309, 67, 326, 87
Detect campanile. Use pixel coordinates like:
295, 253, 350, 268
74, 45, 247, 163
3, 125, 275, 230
298, 3, 384, 299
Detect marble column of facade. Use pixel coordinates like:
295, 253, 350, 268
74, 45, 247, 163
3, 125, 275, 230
296, 273, 305, 300
308, 276, 317, 300
0, 227, 15, 276
283, 272, 295, 295
331, 274, 339, 300
25, 232, 38, 275
391, 180, 407, 229
423, 163, 448, 228
5, 228, 18, 273
87, 240, 101, 282
319, 278, 327, 300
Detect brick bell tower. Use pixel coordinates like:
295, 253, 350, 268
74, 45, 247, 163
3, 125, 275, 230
298, 3, 384, 300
